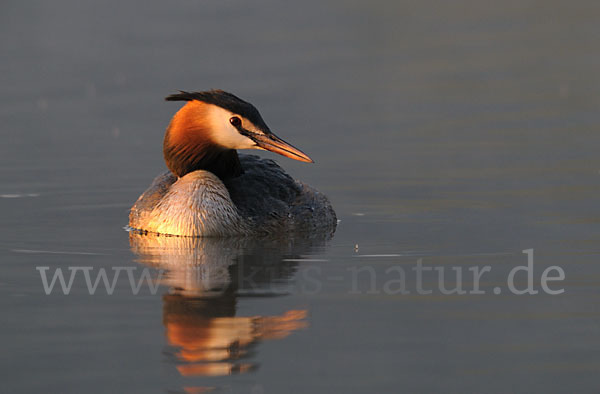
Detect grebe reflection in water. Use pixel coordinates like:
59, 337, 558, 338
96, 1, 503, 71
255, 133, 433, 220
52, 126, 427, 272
129, 229, 332, 377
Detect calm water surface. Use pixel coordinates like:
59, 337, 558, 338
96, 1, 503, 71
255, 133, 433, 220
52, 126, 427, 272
1, 1, 600, 393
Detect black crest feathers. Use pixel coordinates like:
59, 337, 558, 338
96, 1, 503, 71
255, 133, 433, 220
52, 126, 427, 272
166, 90, 268, 130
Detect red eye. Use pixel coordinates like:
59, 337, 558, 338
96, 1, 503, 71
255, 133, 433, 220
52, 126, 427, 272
229, 117, 242, 127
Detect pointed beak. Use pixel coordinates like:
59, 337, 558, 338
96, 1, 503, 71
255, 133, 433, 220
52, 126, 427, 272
250, 132, 314, 163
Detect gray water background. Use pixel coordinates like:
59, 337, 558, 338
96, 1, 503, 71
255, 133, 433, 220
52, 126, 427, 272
1, 1, 600, 393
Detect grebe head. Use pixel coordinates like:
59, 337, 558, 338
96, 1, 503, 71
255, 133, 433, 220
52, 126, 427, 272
163, 90, 313, 179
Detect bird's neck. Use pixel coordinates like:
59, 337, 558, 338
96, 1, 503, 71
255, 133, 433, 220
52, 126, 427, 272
164, 144, 243, 180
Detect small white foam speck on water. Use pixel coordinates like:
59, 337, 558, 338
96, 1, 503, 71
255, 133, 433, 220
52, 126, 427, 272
11, 249, 107, 256
36, 98, 48, 112
0, 193, 39, 198
355, 254, 405, 257
85, 82, 97, 99
282, 258, 329, 262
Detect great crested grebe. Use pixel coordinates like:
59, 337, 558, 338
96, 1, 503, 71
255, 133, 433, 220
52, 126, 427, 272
129, 90, 336, 237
